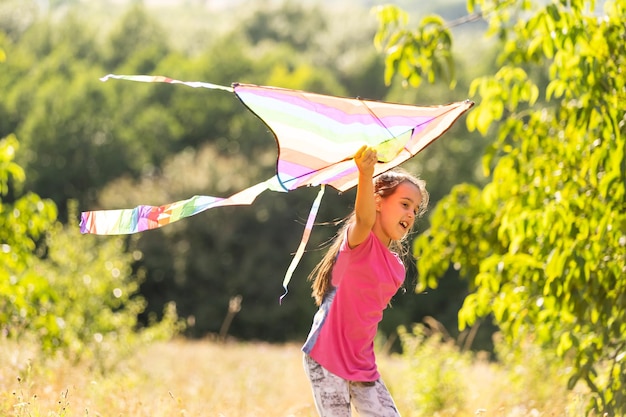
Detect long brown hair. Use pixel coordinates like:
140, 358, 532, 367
308, 169, 429, 306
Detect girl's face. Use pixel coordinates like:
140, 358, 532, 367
373, 181, 422, 245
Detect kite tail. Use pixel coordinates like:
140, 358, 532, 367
79, 195, 227, 235
279, 185, 325, 304
80, 179, 278, 235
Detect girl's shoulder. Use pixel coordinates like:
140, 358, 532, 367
340, 228, 374, 253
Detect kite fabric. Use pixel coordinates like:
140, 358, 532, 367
80, 74, 474, 297
82, 74, 473, 234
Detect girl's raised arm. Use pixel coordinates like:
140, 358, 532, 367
348, 145, 378, 248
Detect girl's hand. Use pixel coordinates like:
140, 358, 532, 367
354, 145, 378, 176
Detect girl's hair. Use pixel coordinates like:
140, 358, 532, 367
308, 168, 429, 306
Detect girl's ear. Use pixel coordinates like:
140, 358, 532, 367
375, 194, 382, 211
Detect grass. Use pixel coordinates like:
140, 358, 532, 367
1, 337, 589, 417
2, 338, 316, 417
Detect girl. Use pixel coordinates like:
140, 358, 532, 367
302, 145, 429, 417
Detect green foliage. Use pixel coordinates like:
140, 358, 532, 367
0, 135, 182, 369
242, 0, 326, 50
105, 4, 170, 71
373, 5, 455, 88
0, 134, 24, 194
1, 5, 183, 217
0, 135, 57, 273
32, 206, 183, 370
378, 0, 626, 414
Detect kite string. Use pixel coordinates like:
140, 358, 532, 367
359, 97, 396, 141
279, 184, 326, 304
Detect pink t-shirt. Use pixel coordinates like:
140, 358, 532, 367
303, 231, 405, 381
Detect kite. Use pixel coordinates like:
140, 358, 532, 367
80, 74, 474, 298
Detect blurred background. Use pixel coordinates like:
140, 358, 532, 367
0, 0, 494, 351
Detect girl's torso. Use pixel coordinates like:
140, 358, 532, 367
302, 231, 404, 381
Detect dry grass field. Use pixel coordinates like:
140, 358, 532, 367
1, 338, 588, 417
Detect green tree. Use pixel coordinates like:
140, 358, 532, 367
2, 7, 183, 216
0, 134, 181, 366
242, 1, 326, 51
0, 134, 57, 286
105, 4, 170, 72
376, 0, 626, 414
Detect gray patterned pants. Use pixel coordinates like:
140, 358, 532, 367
303, 354, 401, 417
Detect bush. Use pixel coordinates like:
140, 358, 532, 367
1, 135, 183, 372
394, 318, 471, 416
30, 207, 184, 371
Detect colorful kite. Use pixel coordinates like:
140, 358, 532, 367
80, 74, 474, 298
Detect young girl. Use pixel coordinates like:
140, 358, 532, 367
302, 145, 429, 417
